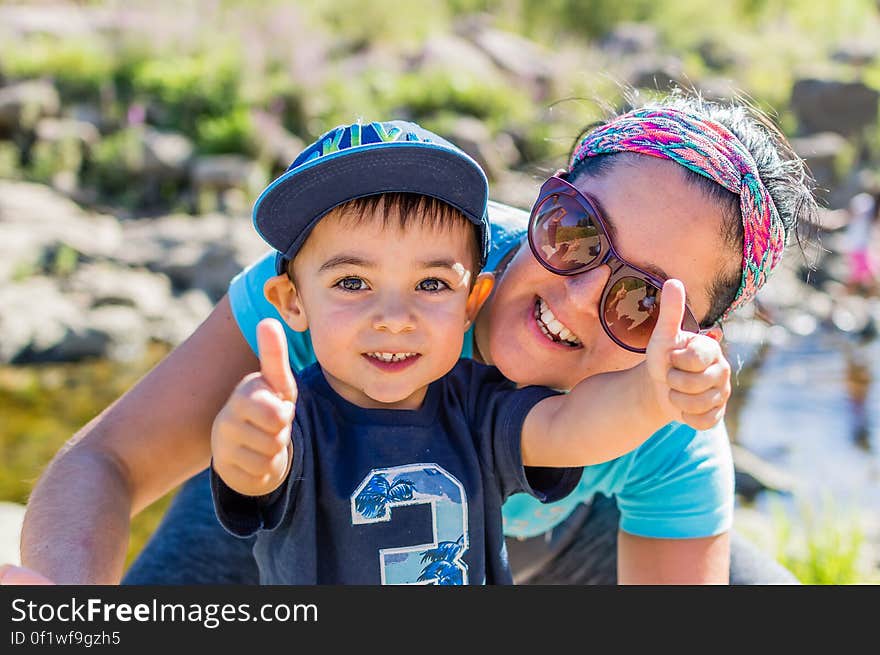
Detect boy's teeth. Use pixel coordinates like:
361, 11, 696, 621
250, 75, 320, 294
368, 352, 417, 362
534, 298, 581, 346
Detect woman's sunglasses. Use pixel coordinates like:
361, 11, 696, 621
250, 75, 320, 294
527, 174, 704, 353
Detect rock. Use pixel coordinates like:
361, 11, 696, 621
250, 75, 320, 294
151, 289, 214, 346
444, 116, 519, 181
458, 23, 555, 101
731, 443, 798, 502
490, 170, 542, 212
142, 128, 194, 180
0, 502, 25, 567
0, 80, 61, 135
409, 34, 500, 82
190, 155, 266, 214
626, 54, 687, 91
830, 40, 878, 67
789, 132, 852, 206
598, 22, 660, 56
84, 304, 150, 362
67, 262, 173, 319
696, 39, 741, 71
117, 212, 268, 300
250, 110, 305, 172
696, 77, 742, 102
790, 78, 880, 138
0, 180, 122, 283
0, 276, 91, 363
35, 117, 101, 148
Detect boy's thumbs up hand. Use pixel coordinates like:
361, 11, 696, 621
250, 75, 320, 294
258, 318, 298, 403
646, 280, 730, 431
211, 318, 296, 497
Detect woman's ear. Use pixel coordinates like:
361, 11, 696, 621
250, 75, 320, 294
464, 272, 495, 330
264, 274, 309, 332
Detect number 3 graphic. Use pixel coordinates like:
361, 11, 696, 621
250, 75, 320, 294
351, 463, 469, 585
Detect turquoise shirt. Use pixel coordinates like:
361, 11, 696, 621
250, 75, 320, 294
228, 201, 734, 539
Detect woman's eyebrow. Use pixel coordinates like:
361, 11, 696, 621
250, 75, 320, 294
590, 194, 670, 280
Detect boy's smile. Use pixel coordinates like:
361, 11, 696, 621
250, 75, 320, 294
265, 204, 490, 410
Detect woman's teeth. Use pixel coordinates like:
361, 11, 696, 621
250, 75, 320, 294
366, 352, 418, 363
534, 298, 581, 346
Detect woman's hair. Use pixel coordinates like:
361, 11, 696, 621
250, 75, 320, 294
568, 90, 819, 326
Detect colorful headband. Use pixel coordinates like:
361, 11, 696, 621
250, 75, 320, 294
569, 106, 785, 321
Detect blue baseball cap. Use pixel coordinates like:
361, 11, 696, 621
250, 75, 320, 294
252, 120, 490, 275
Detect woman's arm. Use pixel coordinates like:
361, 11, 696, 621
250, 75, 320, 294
618, 531, 730, 584
19, 295, 259, 584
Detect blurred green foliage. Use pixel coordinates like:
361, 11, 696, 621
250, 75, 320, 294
0, 0, 877, 201
0, 345, 175, 568
768, 498, 879, 584
0, 36, 114, 103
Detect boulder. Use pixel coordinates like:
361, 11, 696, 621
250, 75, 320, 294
190, 155, 266, 214
0, 180, 122, 283
142, 128, 194, 181
790, 78, 879, 137
67, 262, 174, 319
0, 80, 61, 135
409, 34, 500, 82
598, 22, 660, 57
731, 443, 798, 502
458, 23, 555, 101
626, 54, 687, 91
789, 132, 852, 206
0, 276, 91, 363
444, 116, 519, 181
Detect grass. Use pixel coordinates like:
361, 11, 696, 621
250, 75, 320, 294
741, 497, 879, 584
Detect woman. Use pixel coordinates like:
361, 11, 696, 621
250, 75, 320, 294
8, 92, 816, 585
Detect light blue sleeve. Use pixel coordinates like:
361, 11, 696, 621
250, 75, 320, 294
501, 421, 734, 539
227, 249, 318, 371
614, 421, 735, 539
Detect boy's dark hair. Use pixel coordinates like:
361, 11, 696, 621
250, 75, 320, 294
286, 192, 483, 283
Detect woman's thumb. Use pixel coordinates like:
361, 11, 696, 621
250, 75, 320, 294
652, 279, 687, 345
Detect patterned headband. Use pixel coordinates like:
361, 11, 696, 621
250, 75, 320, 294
569, 106, 785, 321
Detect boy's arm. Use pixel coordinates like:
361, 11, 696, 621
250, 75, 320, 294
16, 296, 259, 584
521, 280, 730, 468
521, 364, 666, 466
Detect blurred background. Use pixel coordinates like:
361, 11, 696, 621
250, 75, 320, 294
0, 0, 878, 584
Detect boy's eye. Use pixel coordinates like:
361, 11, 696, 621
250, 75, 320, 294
417, 278, 449, 292
336, 277, 369, 291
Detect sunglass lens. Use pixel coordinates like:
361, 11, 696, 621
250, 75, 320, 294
603, 277, 661, 351
532, 193, 601, 272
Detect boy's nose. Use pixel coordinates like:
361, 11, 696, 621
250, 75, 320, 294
562, 264, 611, 316
372, 297, 417, 334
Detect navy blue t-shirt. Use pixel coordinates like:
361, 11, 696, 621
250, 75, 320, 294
212, 359, 581, 585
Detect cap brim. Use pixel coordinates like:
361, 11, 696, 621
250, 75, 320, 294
253, 141, 489, 272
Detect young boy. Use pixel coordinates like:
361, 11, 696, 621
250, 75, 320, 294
210, 120, 729, 585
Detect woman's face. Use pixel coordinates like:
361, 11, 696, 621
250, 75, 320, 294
476, 154, 739, 390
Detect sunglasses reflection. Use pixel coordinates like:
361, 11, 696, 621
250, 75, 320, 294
604, 281, 659, 340
539, 202, 601, 270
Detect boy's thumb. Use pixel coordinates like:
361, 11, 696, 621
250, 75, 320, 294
652, 279, 687, 345
257, 318, 297, 402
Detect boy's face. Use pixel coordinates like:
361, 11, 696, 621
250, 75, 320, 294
268, 209, 490, 410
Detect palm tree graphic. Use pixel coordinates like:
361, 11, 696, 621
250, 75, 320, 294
354, 473, 415, 519
418, 535, 466, 585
